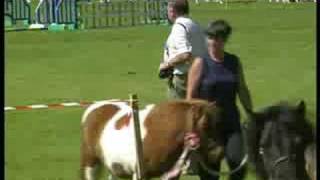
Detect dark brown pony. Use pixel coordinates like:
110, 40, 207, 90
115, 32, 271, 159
246, 100, 314, 180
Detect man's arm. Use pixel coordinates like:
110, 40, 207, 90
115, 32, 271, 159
238, 61, 253, 114
170, 52, 193, 66
160, 52, 193, 70
160, 23, 193, 70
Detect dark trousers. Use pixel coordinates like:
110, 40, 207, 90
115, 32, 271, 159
198, 131, 247, 180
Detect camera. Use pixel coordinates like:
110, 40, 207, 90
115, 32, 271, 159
158, 68, 173, 79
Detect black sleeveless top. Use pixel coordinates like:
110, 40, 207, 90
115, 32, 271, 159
198, 52, 241, 133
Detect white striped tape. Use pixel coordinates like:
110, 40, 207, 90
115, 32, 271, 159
4, 99, 123, 112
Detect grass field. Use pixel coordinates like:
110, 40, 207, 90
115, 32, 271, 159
5, 2, 316, 180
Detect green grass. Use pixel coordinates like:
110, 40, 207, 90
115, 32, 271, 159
5, 2, 316, 180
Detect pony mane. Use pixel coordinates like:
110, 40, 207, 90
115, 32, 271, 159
167, 99, 210, 106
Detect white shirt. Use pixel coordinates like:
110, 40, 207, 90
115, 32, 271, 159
163, 16, 207, 75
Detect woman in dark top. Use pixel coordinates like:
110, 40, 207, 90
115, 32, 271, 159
187, 20, 253, 180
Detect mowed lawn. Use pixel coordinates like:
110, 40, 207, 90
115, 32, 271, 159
5, 2, 316, 180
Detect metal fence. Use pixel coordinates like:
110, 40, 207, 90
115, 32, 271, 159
77, 0, 167, 29
5, 0, 31, 25
5, 0, 167, 30
34, 0, 77, 25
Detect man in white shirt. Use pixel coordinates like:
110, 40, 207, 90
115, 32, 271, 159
159, 0, 207, 99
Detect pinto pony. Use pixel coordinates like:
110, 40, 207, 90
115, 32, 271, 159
80, 99, 224, 180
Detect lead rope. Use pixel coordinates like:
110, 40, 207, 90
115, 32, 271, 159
220, 122, 249, 180
160, 132, 200, 180
194, 122, 249, 177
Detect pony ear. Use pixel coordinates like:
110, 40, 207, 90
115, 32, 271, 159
296, 100, 306, 116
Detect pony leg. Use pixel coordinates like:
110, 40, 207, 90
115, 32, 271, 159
80, 137, 102, 180
81, 158, 101, 180
83, 166, 98, 180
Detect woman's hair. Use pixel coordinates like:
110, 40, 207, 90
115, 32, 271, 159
168, 0, 189, 15
205, 20, 232, 41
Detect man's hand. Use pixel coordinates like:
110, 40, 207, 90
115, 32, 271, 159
159, 62, 173, 71
158, 61, 174, 79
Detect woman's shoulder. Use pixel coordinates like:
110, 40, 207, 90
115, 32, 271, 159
189, 57, 205, 75
193, 56, 205, 65
225, 52, 240, 61
191, 56, 208, 70
224, 52, 241, 69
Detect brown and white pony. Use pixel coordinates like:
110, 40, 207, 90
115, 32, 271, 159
80, 99, 224, 180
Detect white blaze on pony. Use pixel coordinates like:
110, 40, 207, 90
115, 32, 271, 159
80, 99, 223, 180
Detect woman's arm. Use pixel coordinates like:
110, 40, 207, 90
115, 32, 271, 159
187, 57, 203, 100
238, 61, 253, 113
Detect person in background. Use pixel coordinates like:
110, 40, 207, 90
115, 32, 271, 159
187, 20, 253, 180
159, 0, 207, 99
